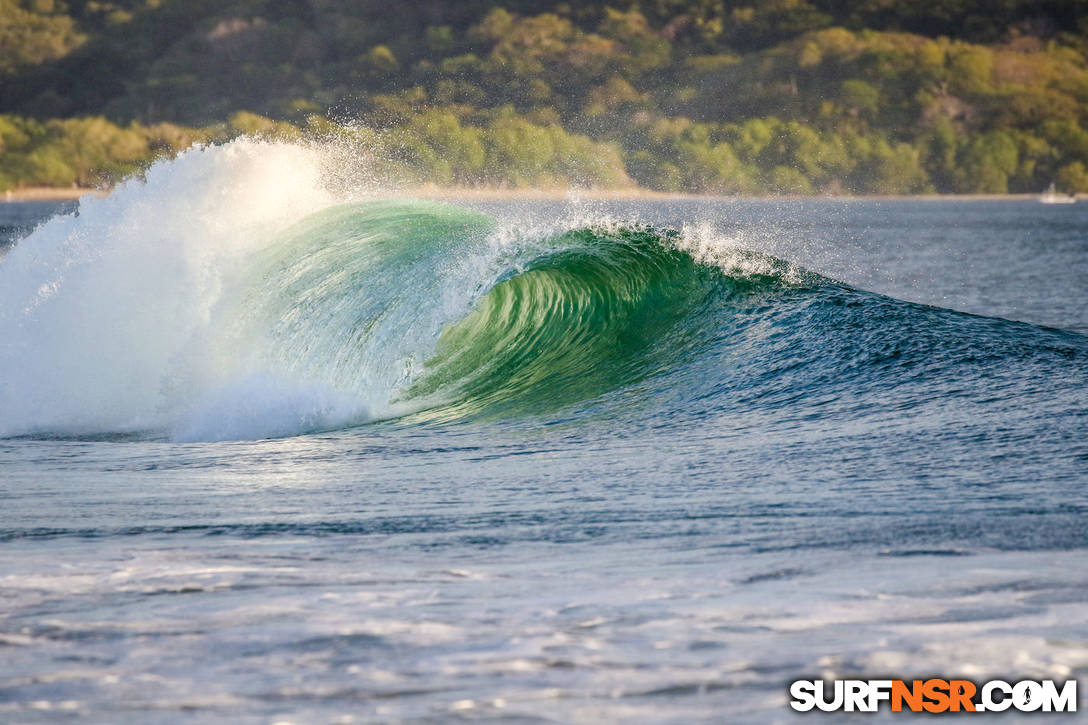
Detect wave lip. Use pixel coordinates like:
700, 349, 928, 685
398, 225, 803, 421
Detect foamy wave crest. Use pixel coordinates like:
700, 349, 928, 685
0, 140, 340, 440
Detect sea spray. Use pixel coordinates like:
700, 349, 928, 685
0, 140, 337, 438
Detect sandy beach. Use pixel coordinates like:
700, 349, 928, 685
2, 187, 109, 202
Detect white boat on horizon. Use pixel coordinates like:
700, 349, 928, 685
1040, 182, 1076, 204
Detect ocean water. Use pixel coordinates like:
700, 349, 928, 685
1, 142, 1086, 723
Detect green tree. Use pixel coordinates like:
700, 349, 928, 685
0, 0, 84, 75
1056, 161, 1088, 194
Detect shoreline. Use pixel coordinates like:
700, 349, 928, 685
409, 186, 1055, 203
2, 187, 109, 202
0, 184, 1072, 204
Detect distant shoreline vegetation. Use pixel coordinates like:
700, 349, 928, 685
3, 2, 1088, 195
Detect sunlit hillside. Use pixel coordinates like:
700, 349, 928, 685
2, 0, 1088, 194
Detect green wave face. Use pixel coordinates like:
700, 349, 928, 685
398, 226, 774, 421
223, 200, 807, 429
221, 201, 497, 417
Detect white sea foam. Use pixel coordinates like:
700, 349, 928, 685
0, 140, 571, 440
0, 140, 339, 439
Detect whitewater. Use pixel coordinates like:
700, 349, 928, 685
1, 140, 1087, 723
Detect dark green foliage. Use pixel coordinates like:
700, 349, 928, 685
2, 0, 1088, 193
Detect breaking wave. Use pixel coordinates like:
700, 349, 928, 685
0, 140, 1082, 441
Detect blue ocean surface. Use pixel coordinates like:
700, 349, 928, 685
1, 143, 1086, 723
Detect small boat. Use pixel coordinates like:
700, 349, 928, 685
1040, 182, 1076, 204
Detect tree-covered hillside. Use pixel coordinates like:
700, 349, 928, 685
3, 0, 1088, 194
